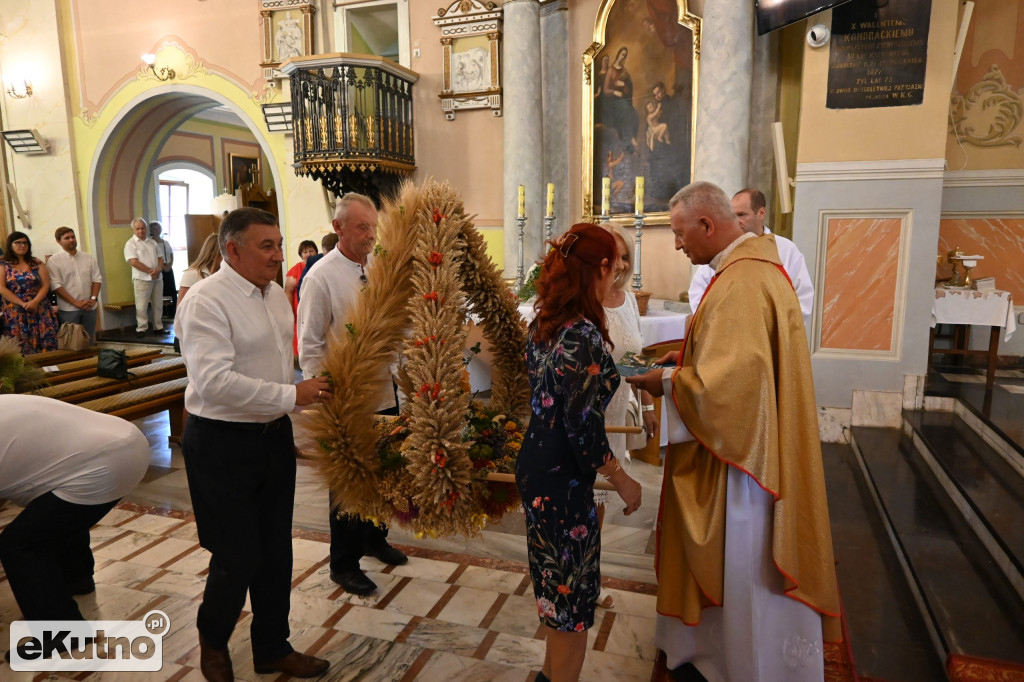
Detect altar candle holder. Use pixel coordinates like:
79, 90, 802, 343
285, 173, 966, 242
515, 214, 527, 293
543, 214, 555, 248
632, 212, 645, 292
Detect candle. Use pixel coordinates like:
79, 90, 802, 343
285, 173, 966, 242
601, 177, 611, 216
635, 176, 645, 215
546, 183, 555, 218
517, 184, 525, 218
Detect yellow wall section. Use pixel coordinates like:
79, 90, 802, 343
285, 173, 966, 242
797, 2, 958, 163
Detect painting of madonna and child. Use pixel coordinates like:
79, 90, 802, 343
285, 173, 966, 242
591, 0, 697, 218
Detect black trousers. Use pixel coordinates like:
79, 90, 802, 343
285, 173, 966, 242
182, 415, 295, 664
0, 491, 117, 620
162, 268, 177, 317
328, 404, 397, 572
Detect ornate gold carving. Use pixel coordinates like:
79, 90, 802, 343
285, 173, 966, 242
950, 64, 1024, 149
365, 116, 376, 147
78, 107, 100, 128
349, 113, 359, 145
319, 114, 328, 148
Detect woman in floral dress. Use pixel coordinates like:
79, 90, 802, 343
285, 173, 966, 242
516, 223, 643, 682
0, 232, 58, 354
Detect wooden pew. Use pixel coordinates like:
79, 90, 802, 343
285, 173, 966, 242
40, 348, 165, 386
78, 377, 188, 445
24, 347, 99, 365
30, 357, 187, 404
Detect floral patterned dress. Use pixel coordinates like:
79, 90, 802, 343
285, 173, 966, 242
2, 261, 58, 354
515, 318, 619, 632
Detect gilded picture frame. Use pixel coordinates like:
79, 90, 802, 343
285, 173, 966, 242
260, 1, 315, 72
582, 0, 700, 223
229, 154, 261, 193
433, 1, 503, 121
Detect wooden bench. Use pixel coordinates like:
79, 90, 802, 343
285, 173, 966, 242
79, 376, 188, 445
30, 357, 187, 404
39, 348, 165, 386
102, 301, 135, 335
24, 347, 99, 365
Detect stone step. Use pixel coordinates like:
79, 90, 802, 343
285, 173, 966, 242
904, 409, 1024, 602
850, 426, 1024, 666
821, 442, 945, 682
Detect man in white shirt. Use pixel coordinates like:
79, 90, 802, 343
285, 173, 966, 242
0, 395, 149, 625
688, 188, 814, 327
46, 227, 102, 341
176, 207, 333, 682
298, 193, 408, 597
123, 217, 165, 336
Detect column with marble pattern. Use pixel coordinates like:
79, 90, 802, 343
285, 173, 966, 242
541, 0, 569, 243
693, 0, 754, 196
503, 0, 545, 276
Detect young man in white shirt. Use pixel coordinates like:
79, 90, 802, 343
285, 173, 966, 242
298, 193, 408, 597
123, 217, 165, 336
176, 207, 333, 681
688, 188, 814, 327
46, 227, 102, 341
0, 396, 150, 625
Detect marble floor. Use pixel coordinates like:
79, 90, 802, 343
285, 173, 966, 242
0, 411, 661, 681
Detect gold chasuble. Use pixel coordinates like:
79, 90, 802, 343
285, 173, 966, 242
659, 233, 842, 643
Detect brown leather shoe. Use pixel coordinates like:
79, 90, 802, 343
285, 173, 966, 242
198, 634, 233, 682
253, 651, 329, 678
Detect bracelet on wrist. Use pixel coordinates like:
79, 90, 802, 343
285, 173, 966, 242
600, 459, 622, 480
640, 404, 654, 412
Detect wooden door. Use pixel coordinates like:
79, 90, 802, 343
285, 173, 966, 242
184, 214, 220, 265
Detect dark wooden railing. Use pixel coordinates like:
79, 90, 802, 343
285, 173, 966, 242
280, 54, 419, 198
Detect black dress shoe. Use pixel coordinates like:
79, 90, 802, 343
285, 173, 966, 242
198, 633, 233, 682
366, 542, 408, 566
254, 651, 329, 677
330, 568, 377, 596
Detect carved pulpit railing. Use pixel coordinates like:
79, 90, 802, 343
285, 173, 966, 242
280, 54, 419, 199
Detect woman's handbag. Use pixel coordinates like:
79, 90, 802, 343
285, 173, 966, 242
624, 389, 648, 451
97, 348, 134, 381
57, 322, 90, 350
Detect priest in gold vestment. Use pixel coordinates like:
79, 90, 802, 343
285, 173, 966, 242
628, 182, 841, 682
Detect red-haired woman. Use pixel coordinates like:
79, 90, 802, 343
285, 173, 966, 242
515, 223, 643, 682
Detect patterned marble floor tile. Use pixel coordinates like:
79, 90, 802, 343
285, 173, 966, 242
603, 612, 658, 661
401, 617, 488, 657
488, 592, 543, 639
333, 571, 404, 608
128, 537, 198, 568
75, 583, 163, 621
334, 603, 412, 641
95, 508, 139, 526
455, 565, 526, 593
167, 521, 200, 542
93, 559, 162, 589
313, 631, 424, 682
289, 589, 345, 628
417, 650, 532, 682
599, 588, 657, 619
140, 568, 207, 600
384, 577, 450, 617
601, 521, 655, 555
78, 661, 185, 681
293, 536, 331, 562
92, 530, 165, 561
387, 555, 460, 583
164, 546, 211, 575
484, 632, 546, 670
579, 647, 655, 681
89, 524, 130, 544
119, 513, 186, 536
436, 584, 500, 628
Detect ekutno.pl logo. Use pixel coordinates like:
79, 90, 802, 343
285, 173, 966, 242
10, 610, 170, 672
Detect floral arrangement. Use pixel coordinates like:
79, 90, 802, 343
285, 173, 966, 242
299, 179, 530, 537
0, 337, 46, 393
517, 262, 542, 301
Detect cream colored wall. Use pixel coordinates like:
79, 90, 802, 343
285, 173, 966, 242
0, 0, 83, 259
797, 3, 958, 163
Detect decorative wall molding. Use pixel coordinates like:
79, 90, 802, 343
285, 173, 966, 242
795, 158, 946, 183
812, 209, 913, 362
942, 169, 1024, 188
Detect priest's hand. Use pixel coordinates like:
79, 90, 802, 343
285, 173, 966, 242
655, 350, 680, 365
625, 368, 665, 397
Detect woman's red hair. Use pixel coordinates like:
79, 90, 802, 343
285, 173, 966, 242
530, 223, 616, 349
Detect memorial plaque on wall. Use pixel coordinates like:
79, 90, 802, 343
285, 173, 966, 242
826, 0, 931, 109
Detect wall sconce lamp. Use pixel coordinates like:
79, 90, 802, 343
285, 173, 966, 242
6, 79, 32, 99
141, 53, 176, 81
1, 129, 49, 154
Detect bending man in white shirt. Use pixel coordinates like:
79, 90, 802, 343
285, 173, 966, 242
298, 193, 408, 598
46, 227, 102, 341
175, 207, 333, 681
688, 188, 814, 327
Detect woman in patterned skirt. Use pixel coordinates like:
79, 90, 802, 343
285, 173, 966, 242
516, 223, 643, 682
0, 232, 58, 353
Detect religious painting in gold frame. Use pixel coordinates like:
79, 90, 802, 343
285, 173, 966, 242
260, 1, 315, 71
583, 0, 700, 223
229, 154, 261, 193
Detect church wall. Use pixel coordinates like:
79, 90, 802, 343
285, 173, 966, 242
0, 0, 84, 260
791, 1, 959, 409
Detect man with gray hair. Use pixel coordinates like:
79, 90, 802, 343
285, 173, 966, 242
627, 181, 840, 681
123, 217, 165, 336
176, 207, 333, 681
298, 192, 408, 597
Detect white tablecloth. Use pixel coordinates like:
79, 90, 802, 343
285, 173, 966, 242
931, 288, 1016, 342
